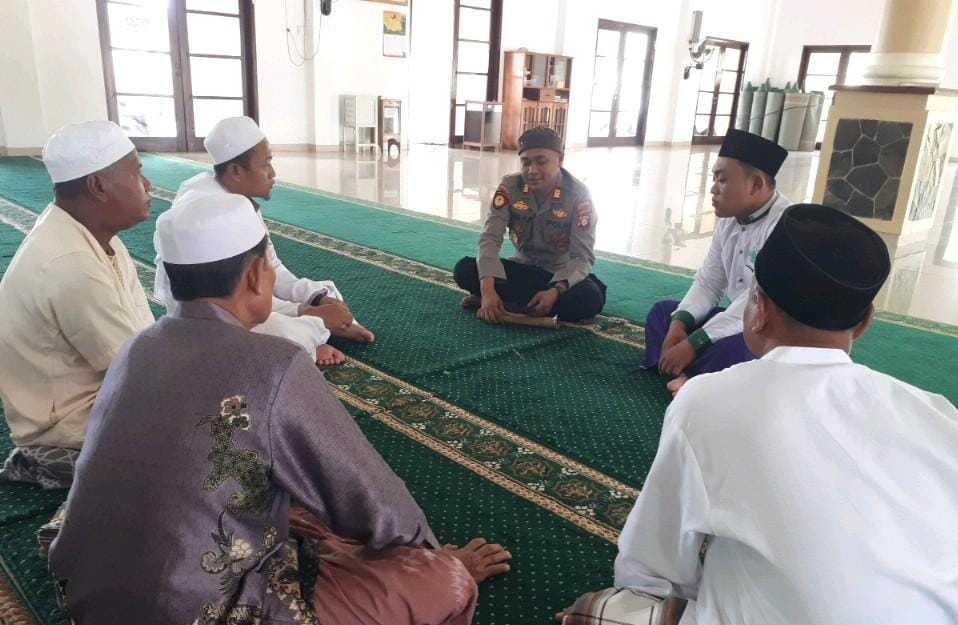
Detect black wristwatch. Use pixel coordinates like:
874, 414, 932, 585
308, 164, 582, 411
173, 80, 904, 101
549, 281, 568, 296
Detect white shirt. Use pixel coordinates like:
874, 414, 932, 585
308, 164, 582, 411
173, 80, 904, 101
153, 172, 341, 355
0, 204, 154, 448
677, 192, 791, 342
615, 346, 958, 624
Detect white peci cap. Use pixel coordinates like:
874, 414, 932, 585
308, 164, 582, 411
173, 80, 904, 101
156, 191, 267, 265
42, 120, 136, 183
203, 116, 266, 164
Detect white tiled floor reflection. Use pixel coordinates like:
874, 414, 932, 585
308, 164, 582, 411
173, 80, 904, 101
172, 144, 958, 326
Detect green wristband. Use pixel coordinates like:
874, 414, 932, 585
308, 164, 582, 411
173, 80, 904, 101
671, 310, 696, 333
687, 329, 713, 354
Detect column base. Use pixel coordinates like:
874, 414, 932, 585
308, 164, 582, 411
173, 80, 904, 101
861, 52, 943, 86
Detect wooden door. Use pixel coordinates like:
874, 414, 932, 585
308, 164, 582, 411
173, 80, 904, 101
587, 19, 656, 147
96, 0, 257, 152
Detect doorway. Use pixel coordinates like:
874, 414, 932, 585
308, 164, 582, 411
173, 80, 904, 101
691, 38, 748, 145
95, 0, 258, 152
587, 19, 656, 147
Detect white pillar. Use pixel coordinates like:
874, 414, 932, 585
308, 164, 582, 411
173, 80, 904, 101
862, 0, 958, 85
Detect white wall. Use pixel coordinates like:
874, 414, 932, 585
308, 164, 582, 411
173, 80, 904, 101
0, 0, 49, 150
29, 0, 108, 139
254, 0, 311, 146
0, 0, 106, 151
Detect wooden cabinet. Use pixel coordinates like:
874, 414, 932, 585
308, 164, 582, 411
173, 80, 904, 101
502, 51, 572, 150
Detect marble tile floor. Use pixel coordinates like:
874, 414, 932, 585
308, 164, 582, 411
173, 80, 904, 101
172, 144, 958, 327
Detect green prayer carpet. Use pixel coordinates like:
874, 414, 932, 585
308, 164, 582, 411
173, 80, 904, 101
0, 154, 956, 625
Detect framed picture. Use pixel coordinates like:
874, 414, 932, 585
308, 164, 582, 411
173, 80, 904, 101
382, 10, 407, 58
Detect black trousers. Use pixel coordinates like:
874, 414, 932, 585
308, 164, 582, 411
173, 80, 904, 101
453, 257, 607, 321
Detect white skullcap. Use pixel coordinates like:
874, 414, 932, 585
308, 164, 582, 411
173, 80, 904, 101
204, 116, 266, 164
156, 191, 267, 265
42, 120, 136, 183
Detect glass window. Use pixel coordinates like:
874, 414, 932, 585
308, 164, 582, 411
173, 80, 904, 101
615, 111, 638, 137
722, 48, 741, 71
117, 95, 177, 137
107, 2, 170, 51
189, 56, 243, 97
192, 98, 244, 136
715, 93, 735, 116
455, 74, 487, 104
590, 56, 618, 110
807, 52, 841, 75
186, 0, 239, 14
458, 7, 490, 41
113, 50, 174, 95
719, 70, 739, 93
455, 105, 466, 136
693, 115, 711, 136
457, 41, 489, 74
624, 31, 648, 60
589, 111, 610, 138
696, 92, 714, 115
187, 13, 241, 56
595, 29, 619, 58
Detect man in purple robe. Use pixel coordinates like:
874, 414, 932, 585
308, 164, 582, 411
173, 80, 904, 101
50, 191, 510, 625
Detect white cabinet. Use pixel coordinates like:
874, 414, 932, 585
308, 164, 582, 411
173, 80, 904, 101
340, 95, 379, 152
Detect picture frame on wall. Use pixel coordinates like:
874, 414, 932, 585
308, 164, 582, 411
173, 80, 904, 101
382, 10, 407, 58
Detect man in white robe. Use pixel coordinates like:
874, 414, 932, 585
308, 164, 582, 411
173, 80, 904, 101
563, 203, 958, 624
153, 116, 373, 366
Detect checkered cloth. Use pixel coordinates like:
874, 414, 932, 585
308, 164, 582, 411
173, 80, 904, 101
561, 588, 668, 625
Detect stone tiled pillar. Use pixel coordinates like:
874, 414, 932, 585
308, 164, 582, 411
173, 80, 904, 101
813, 86, 958, 242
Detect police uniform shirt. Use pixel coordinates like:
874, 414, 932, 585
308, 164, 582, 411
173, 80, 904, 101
476, 168, 597, 287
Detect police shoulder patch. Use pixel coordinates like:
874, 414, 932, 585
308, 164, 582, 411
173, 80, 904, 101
576, 200, 594, 229
492, 184, 509, 209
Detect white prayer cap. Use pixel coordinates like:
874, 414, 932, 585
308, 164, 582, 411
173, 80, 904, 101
204, 116, 266, 164
156, 191, 267, 265
42, 120, 136, 183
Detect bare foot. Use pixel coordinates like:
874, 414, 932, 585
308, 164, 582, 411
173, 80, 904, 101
666, 374, 689, 397
316, 344, 346, 366
333, 322, 376, 343
442, 538, 511, 583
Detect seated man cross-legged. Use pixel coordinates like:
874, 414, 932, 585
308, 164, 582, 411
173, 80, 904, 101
153, 115, 373, 366
50, 192, 511, 625
641, 129, 790, 395
561, 204, 958, 625
0, 121, 154, 489
454, 126, 607, 323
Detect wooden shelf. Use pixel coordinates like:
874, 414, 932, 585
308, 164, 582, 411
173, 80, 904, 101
502, 50, 573, 150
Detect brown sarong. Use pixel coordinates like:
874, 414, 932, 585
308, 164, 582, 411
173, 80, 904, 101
289, 507, 478, 625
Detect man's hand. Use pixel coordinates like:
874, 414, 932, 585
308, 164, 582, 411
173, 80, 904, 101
659, 339, 696, 376
301, 300, 353, 330
477, 290, 507, 324
527, 288, 559, 317
662, 319, 688, 351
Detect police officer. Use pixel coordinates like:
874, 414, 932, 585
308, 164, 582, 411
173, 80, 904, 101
454, 126, 606, 323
